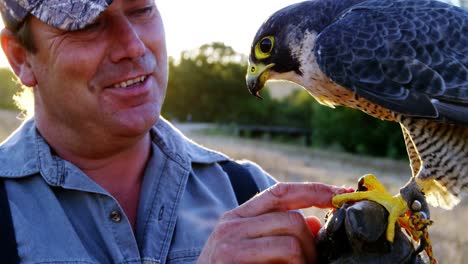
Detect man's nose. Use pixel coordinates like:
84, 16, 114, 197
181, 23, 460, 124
108, 16, 146, 62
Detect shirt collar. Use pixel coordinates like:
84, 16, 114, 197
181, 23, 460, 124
0, 118, 41, 178
0, 117, 229, 180
150, 117, 229, 166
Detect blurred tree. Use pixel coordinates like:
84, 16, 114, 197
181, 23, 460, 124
163, 42, 407, 159
267, 90, 314, 128
0, 68, 21, 110
310, 103, 407, 159
163, 42, 272, 124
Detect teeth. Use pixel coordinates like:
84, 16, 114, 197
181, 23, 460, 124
112, 76, 146, 88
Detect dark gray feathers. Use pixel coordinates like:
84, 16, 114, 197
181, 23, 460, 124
316, 0, 468, 125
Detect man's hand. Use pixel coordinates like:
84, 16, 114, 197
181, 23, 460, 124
197, 182, 353, 264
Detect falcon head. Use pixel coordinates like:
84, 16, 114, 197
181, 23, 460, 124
246, 0, 340, 97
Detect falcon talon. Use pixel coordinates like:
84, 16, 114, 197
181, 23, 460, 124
332, 174, 408, 242
333, 174, 438, 263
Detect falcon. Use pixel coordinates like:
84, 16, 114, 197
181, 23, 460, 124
246, 0, 467, 261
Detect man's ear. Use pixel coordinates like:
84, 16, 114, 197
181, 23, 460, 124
1, 28, 37, 87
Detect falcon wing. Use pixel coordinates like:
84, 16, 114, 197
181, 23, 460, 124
315, 0, 468, 125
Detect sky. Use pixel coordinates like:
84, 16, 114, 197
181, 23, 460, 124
0, 0, 303, 68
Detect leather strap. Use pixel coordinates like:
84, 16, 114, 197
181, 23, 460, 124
220, 160, 260, 205
0, 179, 20, 263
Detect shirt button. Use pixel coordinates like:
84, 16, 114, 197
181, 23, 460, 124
110, 210, 122, 223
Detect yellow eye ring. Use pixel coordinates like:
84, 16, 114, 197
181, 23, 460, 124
255, 36, 275, 60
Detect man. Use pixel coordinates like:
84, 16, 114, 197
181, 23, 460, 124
0, 0, 351, 263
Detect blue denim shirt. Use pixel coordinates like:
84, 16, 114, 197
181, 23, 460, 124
0, 118, 276, 264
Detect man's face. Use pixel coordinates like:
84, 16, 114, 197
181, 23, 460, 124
27, 0, 167, 138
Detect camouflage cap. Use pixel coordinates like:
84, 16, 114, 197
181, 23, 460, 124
0, 0, 114, 31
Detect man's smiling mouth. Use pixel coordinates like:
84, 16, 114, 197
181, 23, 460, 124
111, 75, 147, 89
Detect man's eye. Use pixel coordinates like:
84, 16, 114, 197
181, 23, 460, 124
134, 6, 154, 17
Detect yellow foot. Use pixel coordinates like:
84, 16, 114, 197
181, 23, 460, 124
332, 174, 408, 242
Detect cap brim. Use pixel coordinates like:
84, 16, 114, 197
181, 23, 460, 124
32, 0, 113, 31
3, 0, 114, 31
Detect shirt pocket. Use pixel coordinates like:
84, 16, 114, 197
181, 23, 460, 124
166, 248, 201, 264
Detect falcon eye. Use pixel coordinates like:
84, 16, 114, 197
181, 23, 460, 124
255, 36, 275, 60
260, 38, 273, 53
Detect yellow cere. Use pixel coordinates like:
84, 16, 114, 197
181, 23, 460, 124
247, 62, 276, 79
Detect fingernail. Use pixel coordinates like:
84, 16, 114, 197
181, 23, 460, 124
334, 187, 355, 195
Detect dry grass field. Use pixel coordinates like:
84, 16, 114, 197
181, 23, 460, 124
1, 110, 466, 263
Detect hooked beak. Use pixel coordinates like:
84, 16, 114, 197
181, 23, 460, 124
246, 61, 275, 99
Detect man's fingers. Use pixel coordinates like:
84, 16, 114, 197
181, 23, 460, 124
200, 212, 317, 263
204, 182, 353, 264
238, 211, 316, 262
229, 182, 353, 218
238, 236, 309, 264
242, 211, 310, 238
